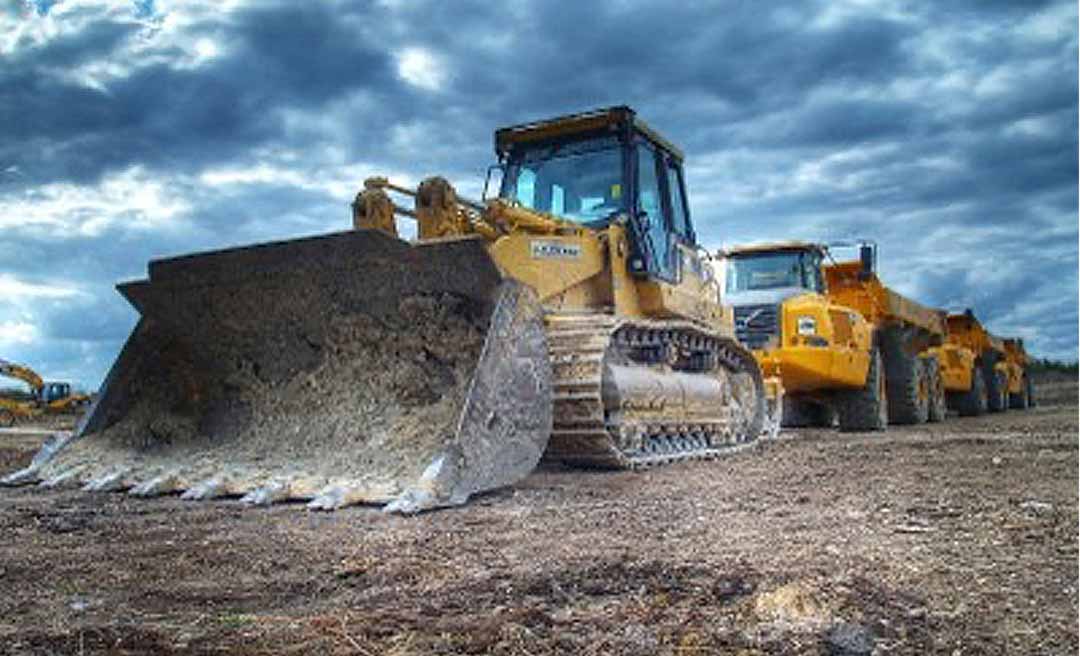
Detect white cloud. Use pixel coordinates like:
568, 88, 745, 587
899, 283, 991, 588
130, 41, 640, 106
0, 166, 191, 238
198, 161, 416, 203
0, 320, 37, 346
395, 47, 447, 92
0, 274, 83, 300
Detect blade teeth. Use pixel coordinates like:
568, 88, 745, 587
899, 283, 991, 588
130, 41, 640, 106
384, 488, 434, 515
181, 477, 230, 501
307, 485, 347, 511
83, 468, 132, 492
180, 469, 257, 500
39, 466, 87, 489
309, 482, 398, 512
129, 470, 183, 497
1, 467, 41, 487
240, 480, 289, 506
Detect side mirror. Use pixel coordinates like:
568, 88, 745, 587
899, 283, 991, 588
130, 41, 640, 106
859, 244, 874, 277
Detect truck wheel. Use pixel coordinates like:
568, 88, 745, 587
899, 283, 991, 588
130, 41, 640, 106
883, 334, 929, 425
837, 347, 887, 432
957, 366, 988, 416
925, 356, 947, 423
1008, 374, 1029, 409
986, 369, 1008, 412
782, 397, 833, 427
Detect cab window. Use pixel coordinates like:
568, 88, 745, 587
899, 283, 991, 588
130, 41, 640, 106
637, 142, 673, 278
666, 160, 691, 241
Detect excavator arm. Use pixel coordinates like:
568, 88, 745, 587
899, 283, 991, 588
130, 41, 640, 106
0, 359, 44, 396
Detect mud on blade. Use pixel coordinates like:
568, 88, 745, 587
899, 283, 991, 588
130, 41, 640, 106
5, 231, 552, 513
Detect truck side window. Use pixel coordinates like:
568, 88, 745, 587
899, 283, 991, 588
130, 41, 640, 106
801, 252, 824, 292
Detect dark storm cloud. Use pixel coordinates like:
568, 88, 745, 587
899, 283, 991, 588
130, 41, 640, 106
0, 0, 1076, 388
1, 1, 399, 186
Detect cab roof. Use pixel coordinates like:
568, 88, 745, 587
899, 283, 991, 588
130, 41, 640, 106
494, 105, 684, 162
721, 241, 826, 258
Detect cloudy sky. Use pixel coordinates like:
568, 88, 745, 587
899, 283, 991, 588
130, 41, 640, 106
1, 0, 1077, 390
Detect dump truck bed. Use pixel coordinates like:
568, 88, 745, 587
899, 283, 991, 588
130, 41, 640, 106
945, 312, 1006, 357
823, 262, 944, 341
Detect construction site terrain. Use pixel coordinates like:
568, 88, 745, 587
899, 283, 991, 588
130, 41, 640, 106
0, 375, 1075, 655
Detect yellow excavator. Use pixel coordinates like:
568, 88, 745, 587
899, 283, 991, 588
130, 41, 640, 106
0, 359, 90, 427
3, 107, 777, 513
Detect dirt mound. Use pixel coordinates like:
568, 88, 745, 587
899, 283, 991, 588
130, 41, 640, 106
43, 292, 490, 499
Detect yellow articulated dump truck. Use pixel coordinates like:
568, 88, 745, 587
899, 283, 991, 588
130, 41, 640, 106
936, 310, 1032, 414
3, 106, 776, 513
721, 241, 949, 430
1002, 338, 1035, 409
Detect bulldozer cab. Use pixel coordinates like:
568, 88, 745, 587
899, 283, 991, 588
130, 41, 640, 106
495, 106, 695, 282
723, 243, 826, 295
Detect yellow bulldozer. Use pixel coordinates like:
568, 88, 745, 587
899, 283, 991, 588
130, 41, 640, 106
0, 359, 91, 427
720, 241, 954, 429
3, 107, 777, 513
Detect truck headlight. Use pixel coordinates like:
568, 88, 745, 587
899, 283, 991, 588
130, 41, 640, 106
797, 316, 817, 336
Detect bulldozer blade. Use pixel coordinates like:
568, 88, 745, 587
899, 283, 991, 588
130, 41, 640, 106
3, 230, 553, 513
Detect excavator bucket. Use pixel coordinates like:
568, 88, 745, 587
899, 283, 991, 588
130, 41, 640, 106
2, 230, 552, 513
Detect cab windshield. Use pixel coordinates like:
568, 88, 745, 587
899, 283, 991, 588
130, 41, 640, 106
499, 135, 625, 226
726, 251, 822, 293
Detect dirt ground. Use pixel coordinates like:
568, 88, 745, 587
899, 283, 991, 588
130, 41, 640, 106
0, 380, 1075, 655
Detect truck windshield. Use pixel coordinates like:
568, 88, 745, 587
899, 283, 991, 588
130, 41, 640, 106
500, 135, 625, 226
726, 251, 820, 293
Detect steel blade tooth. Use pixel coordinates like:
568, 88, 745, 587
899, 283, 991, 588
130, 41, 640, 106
1, 467, 41, 487
83, 468, 133, 492
240, 480, 289, 506
38, 466, 88, 488
306, 481, 395, 511
181, 476, 237, 500
129, 469, 185, 497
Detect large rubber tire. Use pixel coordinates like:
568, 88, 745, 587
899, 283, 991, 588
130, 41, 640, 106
1009, 374, 1030, 409
983, 354, 1007, 413
957, 366, 988, 416
0, 408, 13, 427
925, 356, 947, 423
781, 397, 834, 428
837, 347, 887, 432
882, 331, 929, 425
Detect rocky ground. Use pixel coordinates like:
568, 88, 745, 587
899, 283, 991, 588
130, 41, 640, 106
0, 379, 1075, 655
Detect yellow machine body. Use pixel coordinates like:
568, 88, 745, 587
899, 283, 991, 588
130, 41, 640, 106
930, 343, 976, 393
1001, 339, 1030, 395
749, 291, 874, 393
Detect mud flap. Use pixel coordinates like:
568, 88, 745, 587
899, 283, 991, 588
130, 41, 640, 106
3, 231, 552, 513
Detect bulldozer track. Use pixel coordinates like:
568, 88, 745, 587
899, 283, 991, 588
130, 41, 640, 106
544, 314, 760, 470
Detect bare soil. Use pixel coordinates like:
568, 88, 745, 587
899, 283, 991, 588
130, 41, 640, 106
0, 380, 1075, 655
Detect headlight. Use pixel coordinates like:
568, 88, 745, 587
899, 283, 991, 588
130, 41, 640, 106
797, 315, 817, 335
